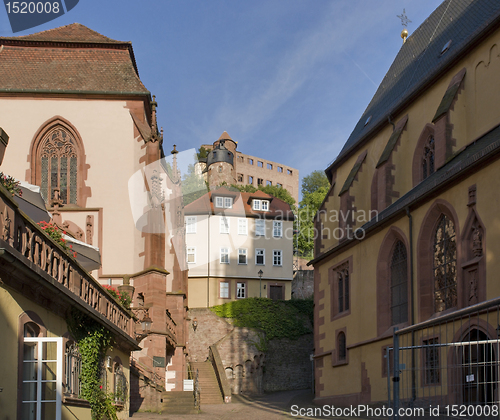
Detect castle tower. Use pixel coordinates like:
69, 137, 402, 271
206, 131, 237, 187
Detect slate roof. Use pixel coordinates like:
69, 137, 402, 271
184, 187, 295, 221
311, 121, 500, 265
327, 0, 500, 173
0, 23, 149, 95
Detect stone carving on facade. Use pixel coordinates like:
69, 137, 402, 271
2, 209, 11, 241
472, 227, 483, 257
86, 215, 94, 245
468, 269, 478, 305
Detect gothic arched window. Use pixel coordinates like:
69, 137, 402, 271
422, 136, 435, 180
39, 127, 79, 205
434, 214, 457, 312
391, 240, 408, 325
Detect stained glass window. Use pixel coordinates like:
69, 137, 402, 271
433, 215, 457, 312
39, 128, 78, 205
337, 265, 349, 313
391, 241, 408, 325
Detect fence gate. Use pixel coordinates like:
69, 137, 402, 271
389, 299, 500, 419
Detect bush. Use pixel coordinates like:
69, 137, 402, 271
211, 298, 313, 341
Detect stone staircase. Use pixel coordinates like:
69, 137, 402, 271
160, 391, 199, 415
191, 360, 224, 404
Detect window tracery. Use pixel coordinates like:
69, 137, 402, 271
433, 215, 457, 312
39, 127, 79, 205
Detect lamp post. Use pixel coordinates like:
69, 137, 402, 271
258, 269, 263, 298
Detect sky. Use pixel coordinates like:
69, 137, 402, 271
0, 0, 444, 200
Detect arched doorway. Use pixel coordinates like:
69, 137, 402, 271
461, 329, 496, 405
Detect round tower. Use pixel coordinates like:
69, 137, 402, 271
206, 131, 237, 187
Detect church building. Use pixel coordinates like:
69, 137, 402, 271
0, 23, 189, 415
311, 0, 500, 409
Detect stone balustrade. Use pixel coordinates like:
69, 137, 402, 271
0, 189, 134, 338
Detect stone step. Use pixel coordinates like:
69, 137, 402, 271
191, 361, 223, 404
160, 391, 199, 414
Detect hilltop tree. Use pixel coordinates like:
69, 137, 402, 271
301, 170, 329, 196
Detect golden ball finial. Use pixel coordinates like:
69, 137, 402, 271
401, 28, 408, 43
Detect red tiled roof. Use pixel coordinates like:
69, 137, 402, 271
218, 131, 232, 141
0, 23, 126, 44
0, 24, 148, 95
0, 45, 149, 94
184, 187, 294, 220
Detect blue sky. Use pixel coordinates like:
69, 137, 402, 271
0, 1, 443, 198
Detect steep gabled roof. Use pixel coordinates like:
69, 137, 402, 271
327, 0, 500, 173
0, 23, 148, 95
0, 23, 126, 44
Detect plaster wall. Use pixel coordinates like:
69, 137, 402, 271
0, 97, 147, 277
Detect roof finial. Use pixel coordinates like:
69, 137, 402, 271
397, 9, 412, 43
171, 144, 178, 155
151, 95, 158, 129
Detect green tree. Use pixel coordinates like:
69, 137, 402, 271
197, 146, 211, 160
301, 170, 329, 196
182, 164, 208, 205
296, 171, 330, 259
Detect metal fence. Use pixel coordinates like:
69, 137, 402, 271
389, 297, 500, 419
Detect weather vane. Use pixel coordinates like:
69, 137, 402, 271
397, 9, 412, 43
397, 9, 412, 28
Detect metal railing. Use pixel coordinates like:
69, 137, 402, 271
390, 297, 500, 419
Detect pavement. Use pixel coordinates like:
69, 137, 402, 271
127, 389, 385, 420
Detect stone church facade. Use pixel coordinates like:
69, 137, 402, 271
311, 0, 500, 407
0, 23, 189, 414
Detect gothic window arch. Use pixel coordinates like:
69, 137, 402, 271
29, 117, 89, 207
376, 227, 410, 335
391, 240, 408, 325
417, 200, 461, 321
433, 214, 457, 312
40, 127, 78, 205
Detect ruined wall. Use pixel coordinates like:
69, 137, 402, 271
188, 308, 313, 395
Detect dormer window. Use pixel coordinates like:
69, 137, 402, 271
422, 136, 435, 180
215, 196, 233, 208
252, 199, 269, 211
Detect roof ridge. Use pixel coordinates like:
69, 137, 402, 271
0, 23, 128, 45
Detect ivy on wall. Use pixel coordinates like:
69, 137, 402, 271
211, 298, 313, 341
67, 310, 118, 420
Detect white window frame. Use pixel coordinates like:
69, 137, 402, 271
23, 336, 63, 420
256, 248, 265, 265
261, 200, 269, 211
237, 282, 246, 299
252, 199, 261, 210
238, 218, 248, 235
187, 247, 196, 264
273, 221, 282, 238
255, 219, 265, 236
224, 197, 233, 208
220, 216, 230, 234
220, 247, 229, 264
238, 248, 247, 265
215, 196, 224, 208
185, 216, 197, 234
273, 249, 283, 266
220, 281, 229, 298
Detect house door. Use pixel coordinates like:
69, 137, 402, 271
269, 285, 283, 300
462, 329, 496, 405
22, 337, 63, 420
